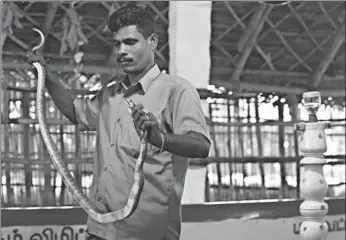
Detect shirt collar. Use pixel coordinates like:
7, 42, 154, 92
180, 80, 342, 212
118, 64, 161, 94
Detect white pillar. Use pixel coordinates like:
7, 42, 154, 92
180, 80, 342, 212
169, 1, 212, 204
168, 1, 212, 89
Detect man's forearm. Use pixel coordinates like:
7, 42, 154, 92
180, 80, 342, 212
44, 67, 78, 124
162, 132, 210, 158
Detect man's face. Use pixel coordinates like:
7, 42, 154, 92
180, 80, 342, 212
112, 25, 154, 74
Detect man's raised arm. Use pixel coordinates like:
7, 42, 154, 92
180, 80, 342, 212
27, 51, 100, 127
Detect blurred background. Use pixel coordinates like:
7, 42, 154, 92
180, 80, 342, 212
1, 1, 345, 239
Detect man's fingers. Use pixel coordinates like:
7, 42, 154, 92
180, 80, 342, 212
145, 112, 155, 119
26, 51, 46, 65
141, 121, 156, 130
128, 104, 160, 137
136, 115, 146, 130
131, 105, 145, 121
134, 118, 156, 133
137, 115, 151, 131
133, 110, 144, 122
131, 104, 144, 115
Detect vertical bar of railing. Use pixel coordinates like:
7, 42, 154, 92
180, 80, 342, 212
278, 99, 287, 198
255, 97, 267, 198
22, 92, 32, 205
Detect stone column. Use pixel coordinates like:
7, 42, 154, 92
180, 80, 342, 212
168, 1, 212, 204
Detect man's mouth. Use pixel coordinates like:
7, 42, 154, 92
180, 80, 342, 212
118, 58, 133, 64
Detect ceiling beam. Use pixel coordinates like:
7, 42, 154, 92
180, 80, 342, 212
58, 4, 112, 47
212, 80, 345, 97
265, 17, 313, 73
312, 20, 345, 88
38, 2, 60, 53
236, 3, 267, 52
2, 50, 107, 61
230, 5, 273, 87
4, 59, 344, 85
288, 4, 323, 52
7, 35, 30, 50
3, 63, 344, 98
8, 2, 62, 44
214, 67, 344, 82
3, 60, 115, 75
223, 2, 275, 70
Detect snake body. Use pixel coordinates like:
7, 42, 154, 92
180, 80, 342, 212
32, 28, 147, 223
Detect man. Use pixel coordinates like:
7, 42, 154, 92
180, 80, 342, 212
27, 4, 210, 240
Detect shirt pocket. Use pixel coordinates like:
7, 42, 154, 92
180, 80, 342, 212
117, 114, 142, 160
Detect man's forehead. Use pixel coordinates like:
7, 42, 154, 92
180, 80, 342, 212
112, 25, 142, 40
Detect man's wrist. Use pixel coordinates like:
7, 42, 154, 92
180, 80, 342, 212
150, 131, 168, 153
159, 132, 166, 153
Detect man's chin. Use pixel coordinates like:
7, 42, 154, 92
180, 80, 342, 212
120, 65, 137, 74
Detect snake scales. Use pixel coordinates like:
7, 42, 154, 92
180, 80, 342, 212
30, 28, 147, 223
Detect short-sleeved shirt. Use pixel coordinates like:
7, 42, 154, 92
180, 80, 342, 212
73, 64, 210, 240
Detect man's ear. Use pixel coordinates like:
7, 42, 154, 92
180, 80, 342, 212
148, 33, 158, 50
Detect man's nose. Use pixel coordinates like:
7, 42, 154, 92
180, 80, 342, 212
118, 43, 127, 55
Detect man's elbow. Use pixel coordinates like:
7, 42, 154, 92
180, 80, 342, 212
186, 132, 211, 158
199, 140, 211, 158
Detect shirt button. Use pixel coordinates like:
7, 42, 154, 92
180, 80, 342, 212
110, 143, 115, 147
117, 118, 121, 122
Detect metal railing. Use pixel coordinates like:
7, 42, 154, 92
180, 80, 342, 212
1, 86, 345, 206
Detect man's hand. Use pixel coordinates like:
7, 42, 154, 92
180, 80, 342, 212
26, 51, 46, 65
130, 104, 163, 147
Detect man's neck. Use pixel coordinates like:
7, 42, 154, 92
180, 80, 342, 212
128, 62, 155, 85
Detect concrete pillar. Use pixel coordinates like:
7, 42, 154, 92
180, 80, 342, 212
168, 1, 212, 204
168, 1, 212, 90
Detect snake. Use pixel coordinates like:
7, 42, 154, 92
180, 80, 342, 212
29, 28, 147, 223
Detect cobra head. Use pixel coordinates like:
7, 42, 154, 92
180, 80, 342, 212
26, 28, 45, 65
26, 28, 45, 59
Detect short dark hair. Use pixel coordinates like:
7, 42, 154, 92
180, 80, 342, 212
107, 4, 155, 39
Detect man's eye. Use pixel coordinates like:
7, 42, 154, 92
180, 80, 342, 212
126, 41, 137, 45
